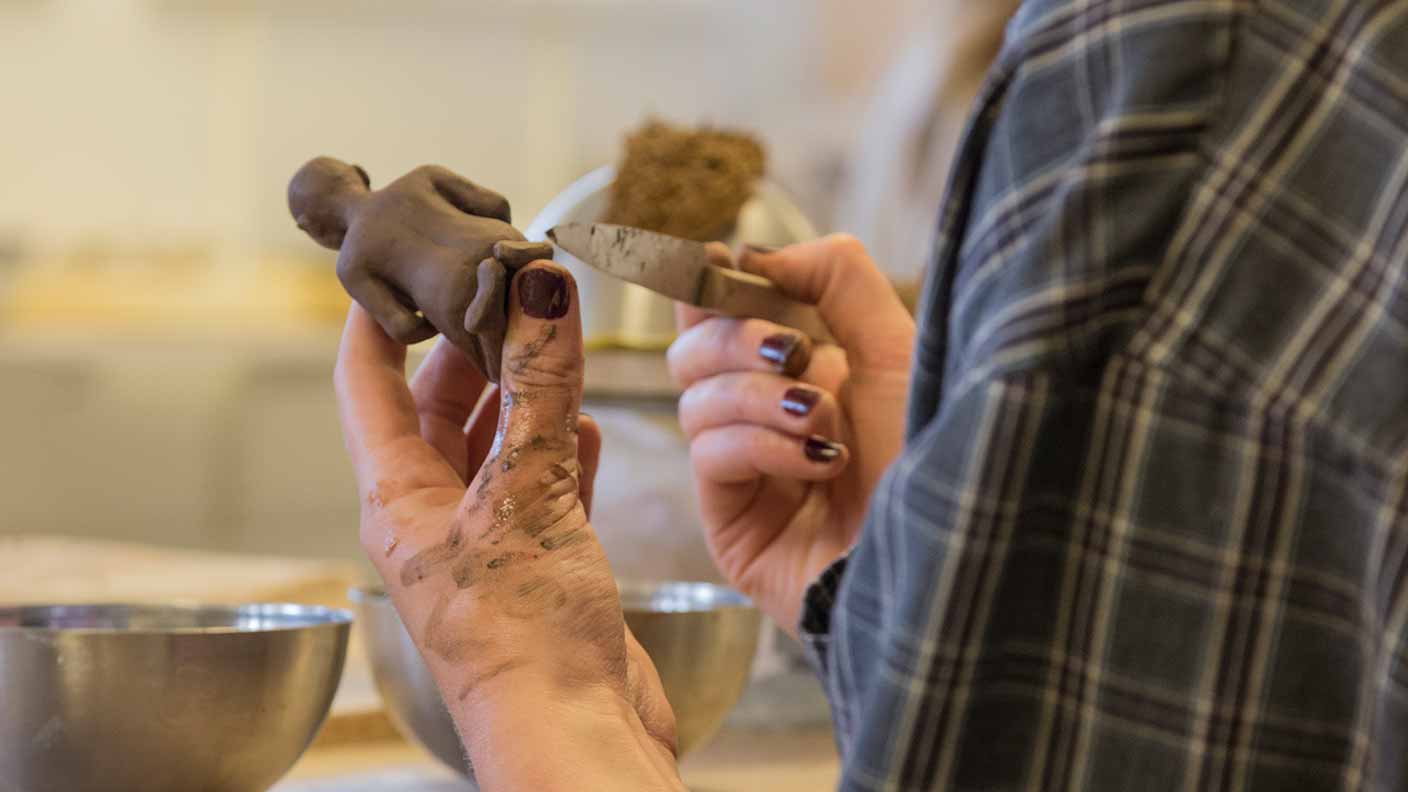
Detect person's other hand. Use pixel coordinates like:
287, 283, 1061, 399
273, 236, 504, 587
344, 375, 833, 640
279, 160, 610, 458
668, 235, 916, 633
336, 261, 680, 790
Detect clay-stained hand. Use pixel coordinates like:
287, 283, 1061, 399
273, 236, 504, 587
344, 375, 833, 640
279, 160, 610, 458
290, 157, 552, 382
668, 235, 916, 634
335, 260, 682, 790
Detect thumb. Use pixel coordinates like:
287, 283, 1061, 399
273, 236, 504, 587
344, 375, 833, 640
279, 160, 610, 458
738, 234, 911, 364
492, 260, 585, 494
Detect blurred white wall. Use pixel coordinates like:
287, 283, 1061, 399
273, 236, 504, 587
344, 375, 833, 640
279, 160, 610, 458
1, 0, 1002, 568
0, 0, 889, 262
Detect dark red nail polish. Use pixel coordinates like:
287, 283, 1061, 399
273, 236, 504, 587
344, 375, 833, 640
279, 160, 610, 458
782, 387, 819, 417
518, 268, 569, 319
760, 333, 804, 375
804, 436, 843, 463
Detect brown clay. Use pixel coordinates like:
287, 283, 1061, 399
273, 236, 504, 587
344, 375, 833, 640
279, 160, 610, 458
288, 156, 552, 381
605, 119, 766, 242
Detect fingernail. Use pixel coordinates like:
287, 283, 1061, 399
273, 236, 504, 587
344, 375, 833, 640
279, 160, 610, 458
759, 333, 804, 374
745, 244, 783, 255
782, 387, 819, 417
518, 268, 569, 319
352, 164, 370, 188
804, 436, 844, 463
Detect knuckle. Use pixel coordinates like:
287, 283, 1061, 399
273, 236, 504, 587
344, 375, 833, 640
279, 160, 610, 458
825, 233, 867, 259
664, 344, 689, 386
504, 349, 582, 390
676, 386, 704, 435
679, 377, 735, 435
334, 252, 363, 282
413, 164, 446, 180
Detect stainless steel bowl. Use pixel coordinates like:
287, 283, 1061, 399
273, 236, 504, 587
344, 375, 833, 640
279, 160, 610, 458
352, 581, 761, 784
0, 603, 352, 792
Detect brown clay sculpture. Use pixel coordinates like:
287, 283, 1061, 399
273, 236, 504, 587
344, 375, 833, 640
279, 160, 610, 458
605, 119, 766, 242
288, 156, 552, 381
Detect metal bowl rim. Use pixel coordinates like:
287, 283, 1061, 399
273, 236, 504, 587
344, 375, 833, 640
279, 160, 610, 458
0, 602, 354, 634
351, 580, 757, 613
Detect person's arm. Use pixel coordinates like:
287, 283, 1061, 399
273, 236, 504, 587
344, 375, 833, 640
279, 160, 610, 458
456, 672, 680, 791
335, 260, 683, 791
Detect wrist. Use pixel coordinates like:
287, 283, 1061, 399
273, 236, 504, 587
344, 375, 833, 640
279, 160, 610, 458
451, 670, 682, 792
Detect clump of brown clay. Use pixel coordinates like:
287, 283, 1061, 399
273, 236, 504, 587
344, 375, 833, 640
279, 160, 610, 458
288, 157, 552, 382
604, 119, 767, 242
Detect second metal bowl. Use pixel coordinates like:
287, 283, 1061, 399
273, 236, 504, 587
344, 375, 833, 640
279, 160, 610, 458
352, 581, 760, 785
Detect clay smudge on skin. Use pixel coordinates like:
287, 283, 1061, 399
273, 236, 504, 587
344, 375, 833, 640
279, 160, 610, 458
450, 550, 483, 590
498, 434, 569, 473
457, 657, 526, 702
508, 465, 579, 539
399, 522, 466, 587
423, 595, 474, 662
486, 551, 535, 570
540, 530, 585, 551
384, 535, 400, 558
540, 461, 578, 484
504, 577, 570, 618
505, 325, 559, 377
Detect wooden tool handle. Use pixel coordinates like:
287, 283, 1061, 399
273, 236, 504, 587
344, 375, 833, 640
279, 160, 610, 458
700, 266, 833, 342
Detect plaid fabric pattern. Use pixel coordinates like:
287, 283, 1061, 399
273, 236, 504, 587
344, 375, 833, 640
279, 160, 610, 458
800, 1, 1408, 790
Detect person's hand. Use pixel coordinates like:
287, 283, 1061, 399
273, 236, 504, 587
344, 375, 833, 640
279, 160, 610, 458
336, 260, 682, 791
668, 235, 916, 633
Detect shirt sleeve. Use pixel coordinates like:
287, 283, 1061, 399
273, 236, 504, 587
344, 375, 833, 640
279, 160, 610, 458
814, 1, 1408, 789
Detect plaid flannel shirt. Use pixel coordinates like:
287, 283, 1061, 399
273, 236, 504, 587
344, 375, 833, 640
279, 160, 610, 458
800, 1, 1408, 790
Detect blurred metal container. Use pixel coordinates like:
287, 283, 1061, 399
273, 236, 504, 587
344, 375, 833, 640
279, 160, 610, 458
0, 603, 352, 792
351, 581, 761, 787
525, 166, 818, 349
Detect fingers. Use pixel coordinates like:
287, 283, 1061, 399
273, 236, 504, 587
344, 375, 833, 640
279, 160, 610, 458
427, 166, 513, 223
493, 241, 555, 271
409, 338, 491, 481
335, 304, 461, 495
738, 235, 914, 368
464, 258, 509, 382
667, 318, 812, 389
496, 261, 585, 471
672, 242, 737, 332
464, 259, 509, 335
338, 267, 437, 345
577, 414, 603, 518
678, 373, 841, 440
691, 425, 850, 485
